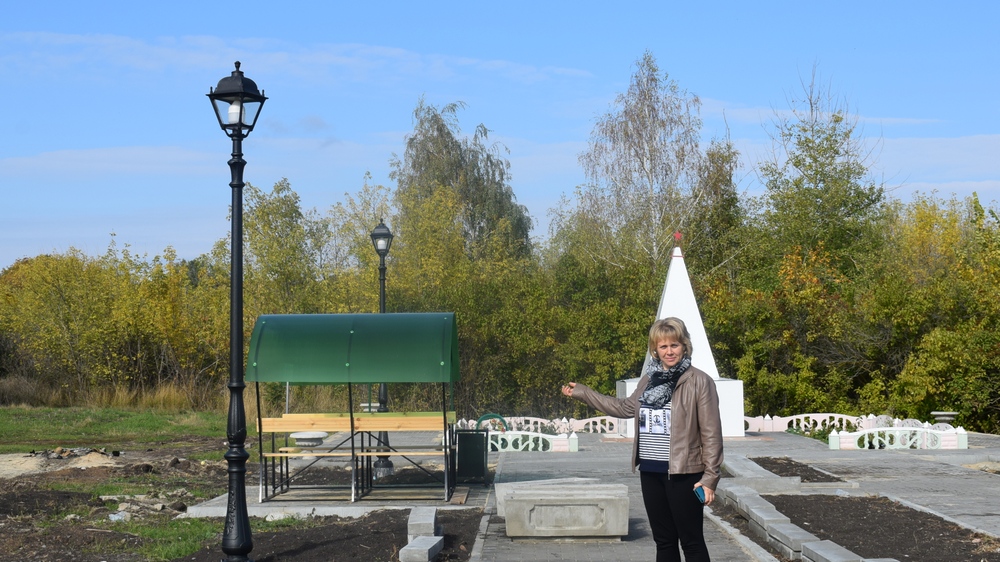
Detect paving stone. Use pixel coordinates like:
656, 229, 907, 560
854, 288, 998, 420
801, 539, 863, 562
399, 535, 443, 562
744, 503, 790, 530
768, 521, 820, 551
407, 506, 439, 541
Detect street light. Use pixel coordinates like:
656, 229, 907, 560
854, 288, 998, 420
370, 219, 394, 479
208, 61, 267, 562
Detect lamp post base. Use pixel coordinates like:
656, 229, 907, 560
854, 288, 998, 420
373, 427, 394, 479
373, 456, 394, 480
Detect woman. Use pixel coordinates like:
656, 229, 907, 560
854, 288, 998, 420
561, 317, 723, 562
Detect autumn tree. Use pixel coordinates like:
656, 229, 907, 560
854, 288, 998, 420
241, 179, 328, 316
321, 175, 394, 313
390, 99, 532, 259
755, 75, 886, 283
545, 51, 711, 404
562, 50, 703, 270
701, 75, 891, 416
684, 137, 743, 280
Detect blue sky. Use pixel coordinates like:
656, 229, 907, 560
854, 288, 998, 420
2, 1, 998, 271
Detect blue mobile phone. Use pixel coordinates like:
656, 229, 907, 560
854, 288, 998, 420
694, 486, 706, 503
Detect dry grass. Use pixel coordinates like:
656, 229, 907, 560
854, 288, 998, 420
0, 375, 450, 421
0, 375, 63, 406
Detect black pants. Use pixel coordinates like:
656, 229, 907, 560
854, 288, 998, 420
640, 470, 710, 562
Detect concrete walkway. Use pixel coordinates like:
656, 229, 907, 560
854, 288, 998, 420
475, 433, 763, 562
187, 430, 1000, 561
473, 430, 1000, 561
723, 430, 1000, 538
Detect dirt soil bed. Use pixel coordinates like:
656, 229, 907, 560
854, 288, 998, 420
175, 509, 480, 562
0, 437, 480, 561
713, 456, 1000, 562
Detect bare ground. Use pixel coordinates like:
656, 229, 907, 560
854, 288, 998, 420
6, 442, 1000, 561
0, 437, 479, 562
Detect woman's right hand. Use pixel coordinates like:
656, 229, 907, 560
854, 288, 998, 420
561, 382, 577, 397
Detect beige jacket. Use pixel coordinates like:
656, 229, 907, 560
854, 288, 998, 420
571, 365, 724, 490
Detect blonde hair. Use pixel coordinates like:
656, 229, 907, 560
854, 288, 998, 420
648, 317, 693, 357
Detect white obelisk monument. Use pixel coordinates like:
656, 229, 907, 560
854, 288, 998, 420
616, 240, 745, 437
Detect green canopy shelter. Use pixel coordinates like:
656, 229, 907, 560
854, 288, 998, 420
247, 312, 461, 502
246, 312, 459, 386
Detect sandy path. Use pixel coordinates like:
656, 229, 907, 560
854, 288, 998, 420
0, 452, 117, 478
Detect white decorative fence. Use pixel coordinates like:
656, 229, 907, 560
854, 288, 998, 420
744, 413, 865, 433
829, 426, 967, 450
455, 412, 968, 452
744, 413, 956, 433
489, 430, 580, 452
742, 412, 966, 450
454, 415, 622, 453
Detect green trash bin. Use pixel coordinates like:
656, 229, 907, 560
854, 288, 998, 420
456, 428, 489, 484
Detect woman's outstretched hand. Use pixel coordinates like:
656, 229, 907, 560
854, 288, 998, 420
561, 382, 576, 397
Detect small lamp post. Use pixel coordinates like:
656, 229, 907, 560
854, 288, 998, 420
208, 61, 267, 562
370, 219, 394, 478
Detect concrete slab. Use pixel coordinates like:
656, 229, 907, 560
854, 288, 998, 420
503, 484, 629, 538
493, 477, 599, 517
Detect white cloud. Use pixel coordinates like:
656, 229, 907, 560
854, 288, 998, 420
879, 135, 1000, 182
700, 98, 773, 126
1, 32, 589, 87
0, 146, 217, 180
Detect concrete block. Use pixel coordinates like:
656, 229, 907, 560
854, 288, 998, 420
766, 535, 799, 560
724, 455, 803, 493
768, 522, 820, 552
725, 455, 777, 478
494, 477, 600, 517
730, 476, 802, 493
735, 493, 774, 519
744, 503, 790, 530
407, 507, 438, 541
748, 518, 769, 543
801, 539, 863, 562
503, 484, 629, 538
862, 559, 900, 562
717, 483, 760, 508
399, 535, 443, 562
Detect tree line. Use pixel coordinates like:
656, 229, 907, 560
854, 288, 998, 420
2, 52, 999, 432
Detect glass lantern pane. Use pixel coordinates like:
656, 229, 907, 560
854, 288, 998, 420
242, 101, 262, 126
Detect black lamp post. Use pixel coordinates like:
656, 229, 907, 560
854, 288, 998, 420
370, 219, 394, 478
208, 61, 266, 562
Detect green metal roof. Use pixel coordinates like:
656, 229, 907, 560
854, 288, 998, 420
246, 313, 459, 384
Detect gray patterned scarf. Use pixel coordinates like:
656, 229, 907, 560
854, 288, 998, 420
640, 356, 692, 409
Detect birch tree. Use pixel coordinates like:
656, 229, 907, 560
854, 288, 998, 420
567, 50, 703, 269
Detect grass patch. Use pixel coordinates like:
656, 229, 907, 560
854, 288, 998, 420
105, 513, 337, 561
0, 406, 229, 453
113, 514, 223, 561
